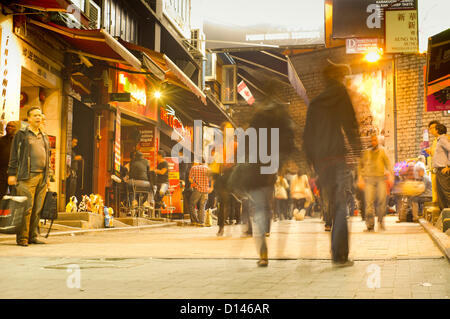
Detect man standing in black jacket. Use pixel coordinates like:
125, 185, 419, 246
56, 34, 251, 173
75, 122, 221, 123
303, 63, 362, 267
8, 106, 50, 246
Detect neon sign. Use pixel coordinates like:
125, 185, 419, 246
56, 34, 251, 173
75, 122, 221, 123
118, 73, 146, 106
160, 105, 192, 141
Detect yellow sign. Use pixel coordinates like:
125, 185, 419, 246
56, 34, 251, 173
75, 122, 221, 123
385, 10, 418, 53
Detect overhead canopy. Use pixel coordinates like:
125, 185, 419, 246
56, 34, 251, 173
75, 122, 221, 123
162, 84, 236, 127
11, 0, 72, 11
119, 40, 207, 105
28, 19, 142, 70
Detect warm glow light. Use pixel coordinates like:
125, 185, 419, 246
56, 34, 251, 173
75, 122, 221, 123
154, 91, 162, 99
364, 49, 383, 63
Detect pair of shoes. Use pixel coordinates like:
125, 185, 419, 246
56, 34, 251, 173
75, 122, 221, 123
217, 228, 224, 237
17, 242, 28, 247
29, 239, 45, 244
324, 225, 331, 232
332, 259, 354, 268
257, 259, 268, 267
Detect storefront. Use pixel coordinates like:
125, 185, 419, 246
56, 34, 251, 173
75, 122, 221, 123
1, 14, 65, 205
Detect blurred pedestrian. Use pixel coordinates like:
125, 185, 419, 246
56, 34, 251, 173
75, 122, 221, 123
274, 173, 289, 220
0, 121, 17, 199
8, 106, 50, 246
229, 101, 296, 267
357, 134, 393, 231
66, 136, 83, 203
303, 63, 362, 267
426, 120, 440, 203
432, 124, 450, 211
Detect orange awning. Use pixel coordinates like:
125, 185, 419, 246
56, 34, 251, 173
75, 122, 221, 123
120, 40, 207, 105
29, 19, 141, 71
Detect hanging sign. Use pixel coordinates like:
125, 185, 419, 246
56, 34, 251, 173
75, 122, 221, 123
385, 9, 418, 53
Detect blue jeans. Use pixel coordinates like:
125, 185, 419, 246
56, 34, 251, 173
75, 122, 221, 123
315, 160, 350, 263
363, 176, 386, 229
249, 186, 274, 257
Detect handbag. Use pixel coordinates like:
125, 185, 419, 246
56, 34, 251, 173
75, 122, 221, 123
0, 187, 28, 234
40, 191, 58, 238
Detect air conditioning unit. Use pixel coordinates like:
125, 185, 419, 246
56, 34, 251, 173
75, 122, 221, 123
204, 52, 217, 81
85, 0, 101, 29
190, 29, 206, 58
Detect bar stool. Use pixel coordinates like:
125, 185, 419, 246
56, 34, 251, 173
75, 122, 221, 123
127, 179, 154, 218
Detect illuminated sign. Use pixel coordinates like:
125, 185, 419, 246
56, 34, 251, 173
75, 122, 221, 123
118, 73, 146, 105
115, 66, 158, 121
160, 105, 192, 141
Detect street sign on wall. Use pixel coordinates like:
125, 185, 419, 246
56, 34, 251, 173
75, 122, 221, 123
385, 10, 418, 53
346, 38, 379, 54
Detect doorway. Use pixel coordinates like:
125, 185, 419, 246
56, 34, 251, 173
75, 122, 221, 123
71, 100, 95, 199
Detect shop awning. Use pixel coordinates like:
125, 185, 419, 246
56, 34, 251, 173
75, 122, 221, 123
11, 0, 72, 11
119, 40, 207, 105
28, 19, 141, 71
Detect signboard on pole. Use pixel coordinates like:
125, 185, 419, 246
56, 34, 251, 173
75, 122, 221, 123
385, 10, 418, 53
162, 157, 183, 215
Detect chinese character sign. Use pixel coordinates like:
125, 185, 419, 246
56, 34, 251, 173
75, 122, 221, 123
385, 10, 418, 53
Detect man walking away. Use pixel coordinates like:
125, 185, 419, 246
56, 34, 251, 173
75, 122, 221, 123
303, 63, 362, 267
0, 121, 17, 199
357, 134, 393, 231
189, 161, 212, 226
8, 106, 50, 246
432, 124, 450, 211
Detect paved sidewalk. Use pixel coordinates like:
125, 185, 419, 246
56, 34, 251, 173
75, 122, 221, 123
0, 257, 448, 299
0, 216, 443, 260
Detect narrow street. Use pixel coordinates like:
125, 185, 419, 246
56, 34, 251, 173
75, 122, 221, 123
0, 216, 448, 299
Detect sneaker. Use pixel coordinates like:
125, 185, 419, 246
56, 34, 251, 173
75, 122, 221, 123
17, 242, 28, 247
265, 233, 270, 237
324, 225, 331, 232
332, 259, 354, 268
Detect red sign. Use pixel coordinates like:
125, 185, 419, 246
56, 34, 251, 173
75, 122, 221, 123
161, 157, 183, 214
160, 105, 193, 142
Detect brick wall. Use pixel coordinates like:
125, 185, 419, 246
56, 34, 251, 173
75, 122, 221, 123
395, 54, 450, 162
230, 47, 450, 173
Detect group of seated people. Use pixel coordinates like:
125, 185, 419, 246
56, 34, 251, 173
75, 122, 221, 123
118, 150, 169, 212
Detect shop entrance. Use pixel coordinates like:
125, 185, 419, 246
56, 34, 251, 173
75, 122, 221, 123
71, 100, 95, 199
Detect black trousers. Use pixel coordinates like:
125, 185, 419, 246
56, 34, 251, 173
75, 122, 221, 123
436, 168, 450, 211
315, 160, 350, 262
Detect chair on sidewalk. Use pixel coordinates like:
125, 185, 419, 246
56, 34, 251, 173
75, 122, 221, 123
127, 179, 154, 218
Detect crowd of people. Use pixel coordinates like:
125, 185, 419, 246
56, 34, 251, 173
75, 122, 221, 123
1, 64, 448, 270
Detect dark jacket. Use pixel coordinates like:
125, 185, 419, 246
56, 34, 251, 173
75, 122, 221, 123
0, 134, 14, 173
129, 152, 151, 182
303, 80, 362, 169
229, 103, 297, 192
7, 125, 50, 182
